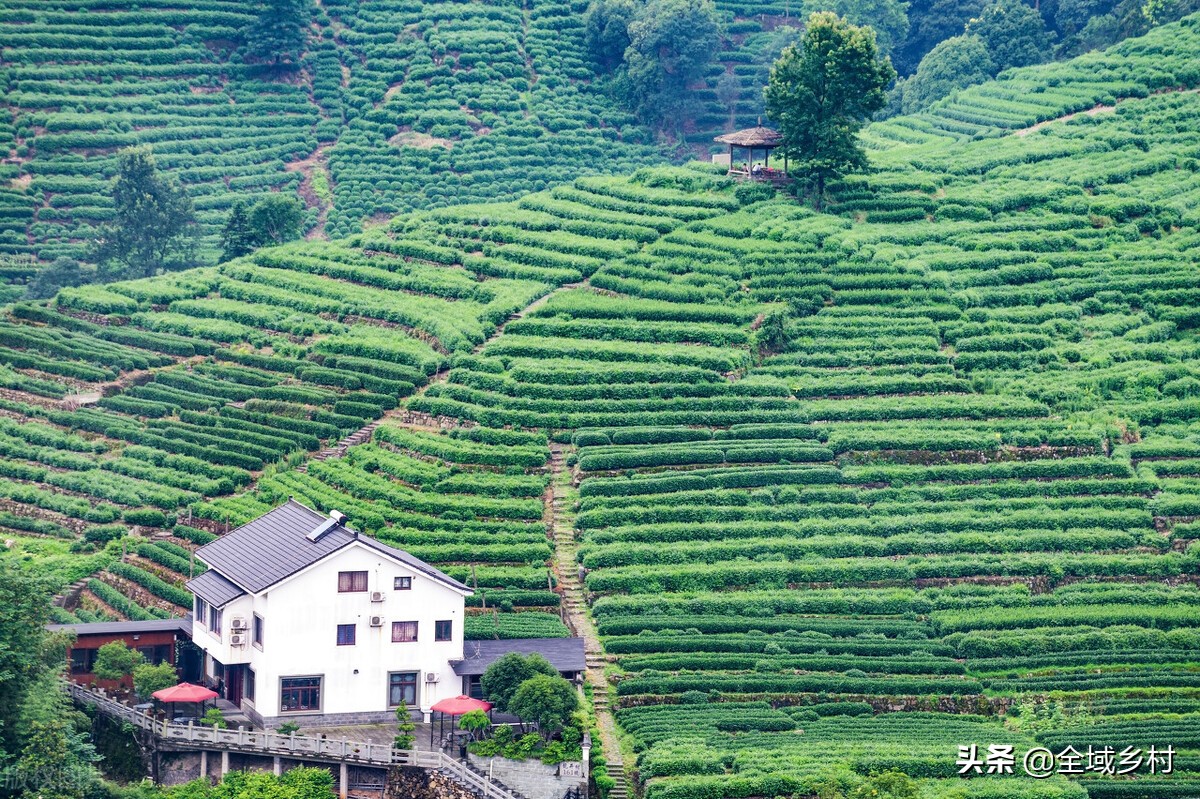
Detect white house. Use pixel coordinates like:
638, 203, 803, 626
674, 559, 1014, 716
185, 499, 473, 728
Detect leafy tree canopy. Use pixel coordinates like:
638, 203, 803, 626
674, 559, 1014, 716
619, 0, 723, 130
764, 12, 896, 204
94, 146, 197, 279
507, 674, 579, 739
133, 661, 179, 701
221, 195, 305, 261
584, 0, 637, 72
244, 0, 312, 69
894, 0, 984, 72
901, 33, 994, 112
479, 652, 558, 713
93, 641, 143, 682
966, 0, 1055, 72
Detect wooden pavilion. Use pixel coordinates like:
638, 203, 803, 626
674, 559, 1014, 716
715, 125, 789, 182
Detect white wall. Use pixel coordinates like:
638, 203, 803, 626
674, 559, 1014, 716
193, 540, 467, 720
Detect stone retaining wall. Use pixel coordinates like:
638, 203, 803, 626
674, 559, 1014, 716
467, 754, 585, 799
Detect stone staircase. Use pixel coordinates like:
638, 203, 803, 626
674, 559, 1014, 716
441, 757, 530, 799
546, 443, 630, 799
297, 421, 381, 472
605, 763, 629, 799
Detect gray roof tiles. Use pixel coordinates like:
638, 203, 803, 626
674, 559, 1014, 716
453, 637, 586, 676
195, 499, 471, 596
186, 569, 246, 608
47, 616, 192, 636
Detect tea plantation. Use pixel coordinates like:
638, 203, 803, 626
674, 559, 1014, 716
3, 13, 1200, 799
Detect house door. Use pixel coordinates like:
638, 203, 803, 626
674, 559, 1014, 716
226, 665, 244, 706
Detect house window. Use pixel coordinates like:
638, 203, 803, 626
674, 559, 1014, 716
70, 649, 97, 675
280, 676, 321, 712
435, 620, 452, 642
388, 672, 418, 707
209, 606, 222, 636
195, 597, 207, 626
245, 668, 255, 703
391, 621, 418, 642
393, 576, 412, 590
137, 645, 172, 665
338, 571, 368, 592
253, 614, 264, 648
336, 624, 356, 646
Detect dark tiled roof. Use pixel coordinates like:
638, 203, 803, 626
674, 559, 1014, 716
47, 616, 192, 636
186, 570, 246, 608
195, 499, 471, 595
453, 637, 586, 676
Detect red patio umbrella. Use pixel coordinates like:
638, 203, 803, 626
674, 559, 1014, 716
153, 682, 219, 703
431, 695, 492, 715
429, 695, 493, 750
153, 682, 218, 721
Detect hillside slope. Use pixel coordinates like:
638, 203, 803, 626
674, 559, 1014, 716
0, 0, 664, 268
2, 15, 1200, 799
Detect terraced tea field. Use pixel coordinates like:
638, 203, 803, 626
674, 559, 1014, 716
3, 14, 1200, 799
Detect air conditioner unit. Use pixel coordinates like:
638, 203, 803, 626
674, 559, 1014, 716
369, 615, 385, 627
425, 673, 440, 683
370, 591, 385, 603
230, 633, 246, 646
230, 617, 248, 631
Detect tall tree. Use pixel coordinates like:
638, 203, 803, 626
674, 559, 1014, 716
220, 200, 255, 261
764, 12, 896, 205
583, 0, 637, 72
901, 34, 994, 112
247, 194, 304, 246
0, 562, 101, 798
620, 0, 723, 131
966, 0, 1055, 72
0, 561, 53, 758
93, 146, 196, 279
245, 0, 313, 70
221, 195, 304, 261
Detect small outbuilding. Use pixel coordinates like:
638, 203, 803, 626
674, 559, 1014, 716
453, 637, 586, 699
714, 125, 789, 182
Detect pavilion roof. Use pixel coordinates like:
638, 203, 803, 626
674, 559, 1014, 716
714, 126, 784, 147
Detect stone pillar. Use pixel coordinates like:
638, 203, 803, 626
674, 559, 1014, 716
220, 751, 229, 778
581, 732, 591, 783
273, 757, 282, 776
339, 762, 348, 799
199, 750, 207, 781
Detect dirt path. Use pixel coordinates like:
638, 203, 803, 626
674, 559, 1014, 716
547, 443, 628, 796
1012, 103, 1114, 136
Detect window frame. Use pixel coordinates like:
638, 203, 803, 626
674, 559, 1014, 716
391, 620, 418, 643
195, 597, 208, 627
245, 667, 256, 703
70, 648, 97, 675
387, 671, 419, 708
336, 623, 357, 646
338, 570, 369, 593
253, 614, 264, 649
209, 606, 223, 637
434, 620, 452, 642
279, 675, 322, 713
393, 576, 412, 591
